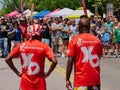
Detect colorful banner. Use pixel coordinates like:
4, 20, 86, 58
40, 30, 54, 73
82, 0, 87, 15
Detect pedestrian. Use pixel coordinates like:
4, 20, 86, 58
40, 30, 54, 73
101, 25, 112, 56
66, 15, 102, 90
0, 17, 9, 58
19, 17, 28, 41
8, 21, 22, 51
41, 17, 51, 45
114, 22, 120, 58
5, 28, 58, 90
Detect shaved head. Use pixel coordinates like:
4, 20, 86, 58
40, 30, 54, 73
78, 15, 90, 34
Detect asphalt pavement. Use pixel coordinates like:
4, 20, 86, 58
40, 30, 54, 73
0, 55, 120, 90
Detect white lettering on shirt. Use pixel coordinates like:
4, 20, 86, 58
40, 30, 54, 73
81, 46, 99, 68
21, 53, 40, 75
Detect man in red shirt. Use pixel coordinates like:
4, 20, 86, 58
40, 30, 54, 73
66, 15, 102, 90
5, 29, 58, 90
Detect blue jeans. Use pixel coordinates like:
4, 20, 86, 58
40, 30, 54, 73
0, 38, 8, 57
42, 38, 50, 45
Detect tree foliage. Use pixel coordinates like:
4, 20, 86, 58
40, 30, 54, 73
0, 0, 120, 16
0, 0, 20, 15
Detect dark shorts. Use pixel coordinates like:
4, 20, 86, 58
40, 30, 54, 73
102, 41, 110, 46
62, 38, 69, 41
116, 41, 120, 44
74, 85, 100, 90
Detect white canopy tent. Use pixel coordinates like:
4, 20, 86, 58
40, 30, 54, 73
50, 8, 74, 17
65, 9, 94, 19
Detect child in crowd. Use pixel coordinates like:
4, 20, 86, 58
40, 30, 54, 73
101, 26, 112, 56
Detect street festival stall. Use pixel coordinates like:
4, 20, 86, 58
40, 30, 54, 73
5, 10, 19, 17
45, 8, 61, 18
50, 8, 74, 18
33, 10, 51, 18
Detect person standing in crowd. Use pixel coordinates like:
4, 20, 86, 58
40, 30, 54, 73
90, 15, 96, 24
51, 17, 63, 56
114, 22, 120, 58
112, 17, 119, 55
7, 22, 13, 53
5, 28, 58, 90
27, 18, 42, 40
41, 17, 51, 45
61, 19, 69, 57
19, 17, 28, 41
101, 26, 112, 56
0, 17, 9, 58
104, 16, 114, 54
8, 21, 22, 51
66, 15, 102, 90
68, 19, 78, 41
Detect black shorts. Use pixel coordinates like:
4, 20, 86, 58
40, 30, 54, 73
73, 85, 100, 90
62, 38, 69, 41
116, 41, 120, 44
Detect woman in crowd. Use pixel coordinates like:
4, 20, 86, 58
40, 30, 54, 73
8, 21, 22, 51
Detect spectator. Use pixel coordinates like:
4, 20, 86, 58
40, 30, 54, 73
68, 19, 78, 41
114, 22, 120, 58
19, 17, 28, 41
61, 20, 69, 57
8, 21, 22, 51
5, 27, 58, 90
0, 17, 9, 58
51, 17, 63, 56
41, 17, 51, 45
101, 26, 112, 56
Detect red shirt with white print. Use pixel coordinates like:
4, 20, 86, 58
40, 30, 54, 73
10, 40, 54, 90
66, 33, 102, 87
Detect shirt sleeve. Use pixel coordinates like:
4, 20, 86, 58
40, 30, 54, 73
66, 39, 75, 57
45, 44, 54, 59
10, 44, 20, 58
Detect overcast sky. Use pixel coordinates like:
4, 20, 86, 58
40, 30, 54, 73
0, 0, 3, 9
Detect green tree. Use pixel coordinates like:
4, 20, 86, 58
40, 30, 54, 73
1, 0, 120, 16
0, 0, 20, 15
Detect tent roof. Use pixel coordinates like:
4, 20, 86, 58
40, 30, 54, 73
45, 8, 61, 18
50, 8, 74, 17
65, 10, 94, 19
6, 10, 19, 17
33, 10, 51, 18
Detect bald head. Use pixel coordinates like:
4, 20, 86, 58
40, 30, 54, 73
78, 15, 90, 33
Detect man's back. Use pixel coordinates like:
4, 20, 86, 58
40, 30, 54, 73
67, 33, 102, 86
10, 40, 54, 89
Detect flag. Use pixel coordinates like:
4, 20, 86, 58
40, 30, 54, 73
82, 0, 87, 15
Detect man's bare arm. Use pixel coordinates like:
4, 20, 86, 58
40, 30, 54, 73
5, 55, 22, 77
44, 57, 58, 78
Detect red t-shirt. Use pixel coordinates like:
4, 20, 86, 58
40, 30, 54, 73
20, 24, 28, 38
10, 40, 54, 90
66, 33, 102, 87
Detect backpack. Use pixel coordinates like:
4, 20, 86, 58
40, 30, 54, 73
102, 32, 110, 41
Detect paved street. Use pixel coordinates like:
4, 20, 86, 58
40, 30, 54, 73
0, 56, 120, 90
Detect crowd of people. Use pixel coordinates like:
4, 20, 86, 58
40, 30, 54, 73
5, 15, 103, 90
0, 14, 120, 58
